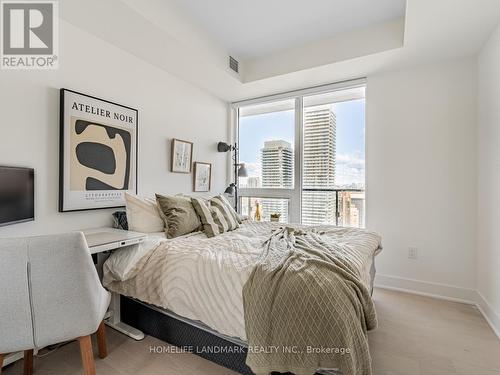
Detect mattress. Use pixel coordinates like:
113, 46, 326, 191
103, 221, 382, 341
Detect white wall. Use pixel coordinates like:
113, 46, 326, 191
477, 21, 500, 332
0, 20, 229, 237
0, 6, 493, 327
367, 58, 478, 297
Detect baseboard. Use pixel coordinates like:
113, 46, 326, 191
375, 274, 500, 340
374, 274, 477, 304
475, 291, 500, 339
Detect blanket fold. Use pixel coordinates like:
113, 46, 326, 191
243, 227, 377, 375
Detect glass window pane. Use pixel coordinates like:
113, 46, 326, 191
302, 87, 365, 227
240, 197, 289, 223
238, 99, 295, 189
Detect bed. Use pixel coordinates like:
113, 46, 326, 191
103, 220, 382, 375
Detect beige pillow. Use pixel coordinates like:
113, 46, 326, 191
156, 194, 202, 238
125, 193, 164, 233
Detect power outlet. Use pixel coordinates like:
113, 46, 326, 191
408, 247, 418, 260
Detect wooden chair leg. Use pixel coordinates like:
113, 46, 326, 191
96, 320, 107, 359
78, 335, 96, 375
0, 353, 4, 375
23, 350, 33, 375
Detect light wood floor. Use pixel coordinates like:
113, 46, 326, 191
3, 288, 500, 375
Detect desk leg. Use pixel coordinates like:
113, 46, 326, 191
105, 292, 145, 341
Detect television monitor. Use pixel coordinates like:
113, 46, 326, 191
0, 166, 34, 227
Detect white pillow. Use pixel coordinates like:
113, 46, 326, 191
125, 193, 164, 233
103, 234, 165, 282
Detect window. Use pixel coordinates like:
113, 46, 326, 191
302, 88, 365, 227
235, 80, 365, 227
238, 99, 295, 189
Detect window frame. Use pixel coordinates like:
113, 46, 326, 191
230, 78, 367, 225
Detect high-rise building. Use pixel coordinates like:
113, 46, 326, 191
245, 176, 261, 188
339, 192, 360, 228
350, 192, 365, 228
261, 140, 293, 188
302, 107, 337, 225
260, 140, 293, 221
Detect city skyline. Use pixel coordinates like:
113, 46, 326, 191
239, 98, 365, 227
239, 98, 365, 188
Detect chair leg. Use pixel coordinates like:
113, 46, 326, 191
78, 335, 96, 375
96, 320, 107, 359
23, 350, 33, 375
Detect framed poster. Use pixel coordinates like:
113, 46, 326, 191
193, 162, 211, 192
59, 89, 138, 212
171, 138, 193, 173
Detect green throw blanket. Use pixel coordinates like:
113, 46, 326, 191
243, 227, 378, 375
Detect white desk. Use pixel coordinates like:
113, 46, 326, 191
83, 227, 147, 254
82, 227, 147, 341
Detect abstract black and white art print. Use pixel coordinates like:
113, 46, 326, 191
59, 89, 138, 212
193, 162, 211, 192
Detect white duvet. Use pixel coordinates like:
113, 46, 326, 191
103, 221, 381, 341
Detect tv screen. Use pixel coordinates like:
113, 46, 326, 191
0, 166, 34, 227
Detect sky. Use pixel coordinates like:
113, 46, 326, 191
239, 99, 365, 187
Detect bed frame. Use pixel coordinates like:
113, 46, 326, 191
120, 296, 341, 375
121, 296, 255, 374
118, 258, 377, 375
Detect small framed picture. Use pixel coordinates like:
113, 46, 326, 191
171, 138, 193, 173
193, 162, 212, 192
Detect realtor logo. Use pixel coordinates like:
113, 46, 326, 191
1, 1, 59, 69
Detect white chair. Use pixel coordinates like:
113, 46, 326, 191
0, 232, 111, 375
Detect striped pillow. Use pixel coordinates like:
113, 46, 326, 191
222, 194, 243, 224
191, 198, 222, 238
209, 195, 240, 230
192, 197, 240, 238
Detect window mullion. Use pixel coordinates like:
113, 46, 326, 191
291, 96, 303, 224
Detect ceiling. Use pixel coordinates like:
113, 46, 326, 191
171, 0, 407, 60
61, 0, 500, 101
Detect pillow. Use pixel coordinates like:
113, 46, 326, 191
191, 198, 221, 237
219, 194, 243, 224
125, 193, 165, 233
103, 234, 165, 282
112, 211, 128, 230
209, 195, 240, 230
156, 194, 202, 238
191, 197, 235, 238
